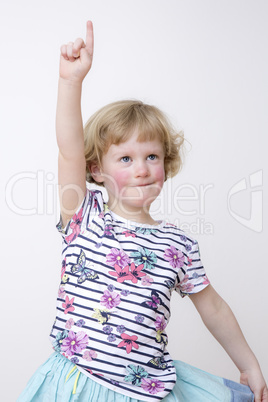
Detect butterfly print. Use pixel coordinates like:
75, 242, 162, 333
71, 249, 99, 284
141, 290, 162, 310
155, 331, 168, 345
92, 308, 111, 324
147, 356, 168, 370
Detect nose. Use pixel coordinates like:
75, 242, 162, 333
134, 160, 149, 177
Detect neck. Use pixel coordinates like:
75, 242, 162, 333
107, 201, 158, 225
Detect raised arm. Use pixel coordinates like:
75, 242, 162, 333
189, 285, 268, 401
56, 21, 94, 228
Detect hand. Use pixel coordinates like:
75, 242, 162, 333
240, 368, 268, 402
59, 21, 94, 83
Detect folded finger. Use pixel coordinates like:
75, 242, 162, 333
73, 38, 86, 58
60, 44, 68, 60
66, 42, 76, 61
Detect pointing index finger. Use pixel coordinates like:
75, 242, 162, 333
85, 20, 94, 57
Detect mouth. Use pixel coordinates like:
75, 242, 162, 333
134, 183, 153, 187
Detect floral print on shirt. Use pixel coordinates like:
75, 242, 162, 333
51, 189, 210, 401
131, 247, 157, 270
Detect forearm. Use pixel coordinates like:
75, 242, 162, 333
190, 286, 260, 373
202, 296, 260, 373
190, 285, 267, 399
56, 78, 85, 159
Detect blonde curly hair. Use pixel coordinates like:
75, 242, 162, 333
84, 100, 184, 186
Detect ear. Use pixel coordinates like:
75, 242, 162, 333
89, 163, 105, 183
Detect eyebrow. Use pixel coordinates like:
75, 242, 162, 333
110, 142, 164, 158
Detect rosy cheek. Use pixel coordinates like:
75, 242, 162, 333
154, 166, 165, 184
112, 170, 130, 191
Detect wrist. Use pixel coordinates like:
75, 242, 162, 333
58, 76, 83, 89
239, 356, 261, 374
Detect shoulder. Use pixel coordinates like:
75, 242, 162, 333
57, 188, 105, 235
87, 188, 105, 211
163, 221, 198, 248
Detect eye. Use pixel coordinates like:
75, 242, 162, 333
147, 154, 157, 160
121, 156, 131, 163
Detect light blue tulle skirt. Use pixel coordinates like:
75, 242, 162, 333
17, 352, 254, 402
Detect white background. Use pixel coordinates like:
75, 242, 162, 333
1, 1, 267, 400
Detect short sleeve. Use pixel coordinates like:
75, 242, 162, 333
175, 239, 210, 297
56, 189, 103, 243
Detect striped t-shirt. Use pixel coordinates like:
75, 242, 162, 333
49, 188, 209, 401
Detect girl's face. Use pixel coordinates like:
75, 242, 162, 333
94, 130, 165, 220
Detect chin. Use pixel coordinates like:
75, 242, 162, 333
128, 197, 158, 210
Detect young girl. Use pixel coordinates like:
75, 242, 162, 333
18, 21, 267, 402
